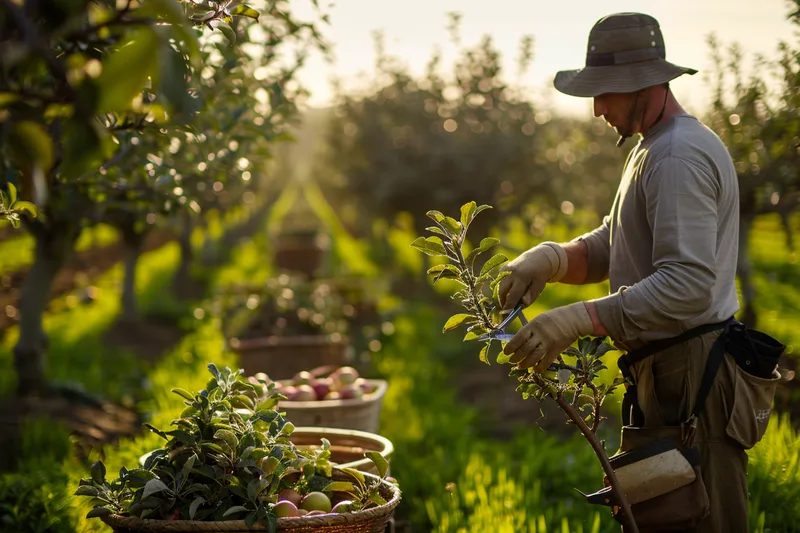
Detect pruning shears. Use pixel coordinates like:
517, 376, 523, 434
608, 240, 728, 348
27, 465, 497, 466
474, 303, 528, 343
473, 303, 577, 373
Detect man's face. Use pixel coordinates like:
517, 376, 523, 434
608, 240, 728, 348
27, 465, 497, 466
593, 91, 642, 137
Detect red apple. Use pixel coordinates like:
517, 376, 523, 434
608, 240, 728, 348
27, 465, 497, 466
291, 384, 317, 402
331, 500, 356, 513
331, 366, 359, 386
274, 501, 299, 517
353, 378, 376, 395
278, 488, 303, 506
281, 385, 298, 399
337, 384, 363, 400
293, 371, 314, 386
312, 378, 332, 400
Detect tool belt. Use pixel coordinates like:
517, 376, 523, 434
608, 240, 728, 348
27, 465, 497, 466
585, 317, 785, 530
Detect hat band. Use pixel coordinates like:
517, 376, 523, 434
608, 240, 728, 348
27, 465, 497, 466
586, 46, 665, 67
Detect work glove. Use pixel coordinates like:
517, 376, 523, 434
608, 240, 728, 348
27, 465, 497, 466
503, 302, 593, 372
497, 242, 568, 310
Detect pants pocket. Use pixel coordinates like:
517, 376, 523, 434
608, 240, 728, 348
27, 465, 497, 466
724, 358, 780, 449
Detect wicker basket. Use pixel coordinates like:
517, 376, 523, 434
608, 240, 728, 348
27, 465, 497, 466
278, 380, 388, 433
290, 427, 394, 476
230, 335, 351, 380
100, 471, 400, 533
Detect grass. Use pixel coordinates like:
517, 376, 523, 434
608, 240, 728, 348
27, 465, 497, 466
0, 224, 120, 277
4, 186, 800, 533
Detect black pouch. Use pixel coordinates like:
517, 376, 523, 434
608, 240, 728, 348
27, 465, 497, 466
725, 324, 785, 379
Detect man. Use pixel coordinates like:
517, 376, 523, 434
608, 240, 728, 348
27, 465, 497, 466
498, 12, 745, 533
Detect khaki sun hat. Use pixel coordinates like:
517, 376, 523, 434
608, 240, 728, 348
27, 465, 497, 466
554, 13, 697, 98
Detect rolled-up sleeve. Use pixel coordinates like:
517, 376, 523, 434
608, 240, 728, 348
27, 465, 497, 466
592, 156, 719, 342
573, 216, 611, 283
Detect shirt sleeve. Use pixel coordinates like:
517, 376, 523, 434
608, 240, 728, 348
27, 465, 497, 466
592, 156, 720, 342
573, 216, 611, 283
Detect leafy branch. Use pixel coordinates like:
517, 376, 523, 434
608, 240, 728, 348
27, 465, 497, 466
411, 201, 639, 532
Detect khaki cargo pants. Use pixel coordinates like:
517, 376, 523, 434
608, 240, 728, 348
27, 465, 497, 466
623, 331, 749, 533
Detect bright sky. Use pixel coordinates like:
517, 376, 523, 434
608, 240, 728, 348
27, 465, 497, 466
291, 0, 796, 116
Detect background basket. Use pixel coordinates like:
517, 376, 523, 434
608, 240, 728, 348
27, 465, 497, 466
278, 379, 388, 433
100, 472, 400, 533
290, 427, 394, 476
230, 335, 351, 380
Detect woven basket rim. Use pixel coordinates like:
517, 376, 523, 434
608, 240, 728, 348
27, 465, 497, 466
100, 473, 400, 532
231, 335, 349, 350
277, 380, 387, 409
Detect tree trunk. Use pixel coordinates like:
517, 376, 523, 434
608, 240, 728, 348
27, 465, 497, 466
120, 220, 147, 321
14, 220, 81, 396
780, 209, 795, 252
172, 210, 195, 299
737, 213, 757, 328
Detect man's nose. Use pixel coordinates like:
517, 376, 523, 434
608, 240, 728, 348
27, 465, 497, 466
593, 98, 604, 118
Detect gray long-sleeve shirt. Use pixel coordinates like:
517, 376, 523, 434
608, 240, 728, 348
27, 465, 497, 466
576, 114, 740, 346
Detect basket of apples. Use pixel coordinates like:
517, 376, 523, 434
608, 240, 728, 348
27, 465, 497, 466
77, 364, 400, 533
265, 366, 387, 434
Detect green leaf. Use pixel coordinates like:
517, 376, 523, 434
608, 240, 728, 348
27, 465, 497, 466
216, 22, 237, 44
427, 264, 461, 280
97, 28, 159, 112
595, 342, 615, 357
214, 429, 238, 452
473, 204, 492, 218
8, 121, 54, 172
426, 210, 445, 223
86, 507, 113, 519
443, 216, 462, 234
425, 226, 448, 237
443, 313, 472, 333
463, 330, 481, 341
480, 253, 508, 277
144, 423, 168, 440
369, 491, 388, 506
460, 201, 477, 227
91, 461, 106, 484
321, 481, 356, 493
156, 43, 190, 114
496, 351, 510, 364
74, 485, 100, 497
0, 93, 19, 107
189, 497, 205, 520
365, 452, 390, 479
223, 506, 249, 518
7, 182, 16, 205
171, 388, 195, 401
466, 237, 500, 264
479, 344, 489, 365
12, 201, 37, 218
60, 117, 114, 178
410, 237, 448, 257
231, 4, 259, 19
341, 467, 365, 487
142, 478, 170, 500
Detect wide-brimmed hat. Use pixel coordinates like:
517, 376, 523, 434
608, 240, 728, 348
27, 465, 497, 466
554, 13, 697, 98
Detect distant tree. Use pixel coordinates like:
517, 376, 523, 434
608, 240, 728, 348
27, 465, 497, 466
0, 0, 327, 395
705, 9, 799, 326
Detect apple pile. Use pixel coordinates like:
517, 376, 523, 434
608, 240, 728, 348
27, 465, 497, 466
273, 488, 355, 518
250, 366, 379, 402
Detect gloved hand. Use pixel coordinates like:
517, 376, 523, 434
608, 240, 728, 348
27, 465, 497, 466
497, 242, 568, 310
503, 302, 594, 372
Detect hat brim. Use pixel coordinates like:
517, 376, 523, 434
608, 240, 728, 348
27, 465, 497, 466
554, 59, 698, 98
